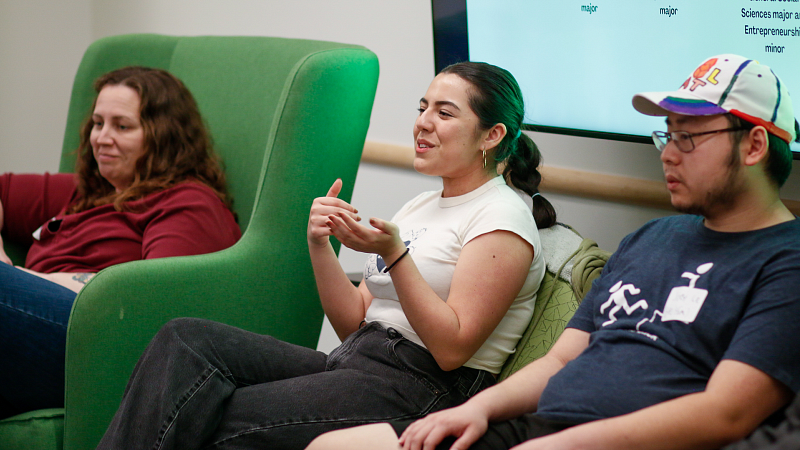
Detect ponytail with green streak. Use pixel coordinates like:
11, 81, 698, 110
440, 62, 557, 229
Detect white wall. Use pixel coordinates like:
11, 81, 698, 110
0, 0, 92, 172
4, 1, 800, 353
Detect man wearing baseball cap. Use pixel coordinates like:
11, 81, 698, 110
307, 55, 800, 450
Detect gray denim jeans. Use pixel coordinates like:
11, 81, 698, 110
97, 318, 494, 450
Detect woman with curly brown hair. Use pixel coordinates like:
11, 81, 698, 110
0, 66, 240, 419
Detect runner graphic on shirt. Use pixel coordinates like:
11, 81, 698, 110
635, 262, 714, 339
600, 281, 648, 327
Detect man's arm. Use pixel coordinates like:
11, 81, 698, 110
478, 328, 591, 421
399, 328, 590, 450
516, 359, 792, 450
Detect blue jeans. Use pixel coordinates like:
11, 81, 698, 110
0, 263, 77, 418
97, 318, 495, 450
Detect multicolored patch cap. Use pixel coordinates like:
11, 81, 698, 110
633, 54, 797, 143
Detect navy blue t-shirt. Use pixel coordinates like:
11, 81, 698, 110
537, 215, 800, 424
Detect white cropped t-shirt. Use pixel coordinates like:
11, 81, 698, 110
363, 176, 544, 373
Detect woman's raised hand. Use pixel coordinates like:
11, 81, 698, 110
307, 179, 361, 248
327, 205, 406, 263
308, 179, 405, 263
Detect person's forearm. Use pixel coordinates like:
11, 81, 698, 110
535, 394, 748, 450
397, 329, 589, 450
478, 329, 589, 422
306, 179, 370, 340
525, 360, 791, 450
470, 352, 567, 422
309, 240, 369, 340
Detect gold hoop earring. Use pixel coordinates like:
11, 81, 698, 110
483, 150, 486, 169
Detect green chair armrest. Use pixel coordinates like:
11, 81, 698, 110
63, 241, 324, 449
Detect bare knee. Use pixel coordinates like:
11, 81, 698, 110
306, 423, 398, 450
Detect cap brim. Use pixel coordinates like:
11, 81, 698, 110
633, 91, 727, 117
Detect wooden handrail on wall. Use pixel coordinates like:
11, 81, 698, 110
362, 141, 800, 214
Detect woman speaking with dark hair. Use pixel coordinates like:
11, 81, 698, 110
0, 66, 241, 418
95, 61, 555, 450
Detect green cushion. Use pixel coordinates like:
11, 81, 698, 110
0, 409, 64, 450
498, 224, 610, 381
498, 271, 582, 380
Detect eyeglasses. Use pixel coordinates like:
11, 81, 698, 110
651, 127, 749, 153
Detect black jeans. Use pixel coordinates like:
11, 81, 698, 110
97, 318, 494, 450
723, 393, 800, 450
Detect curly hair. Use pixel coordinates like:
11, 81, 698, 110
439, 62, 557, 229
68, 66, 233, 215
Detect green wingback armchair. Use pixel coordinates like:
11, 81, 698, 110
0, 34, 379, 450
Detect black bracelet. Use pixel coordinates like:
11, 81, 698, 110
382, 248, 409, 273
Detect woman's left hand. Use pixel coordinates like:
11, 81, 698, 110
327, 213, 406, 263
